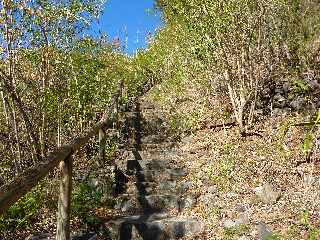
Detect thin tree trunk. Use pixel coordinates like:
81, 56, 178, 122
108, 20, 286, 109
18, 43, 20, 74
99, 128, 106, 165
11, 105, 22, 173
40, 116, 46, 157
2, 2, 22, 173
0, 91, 19, 175
0, 70, 42, 162
57, 104, 61, 147
40, 45, 50, 158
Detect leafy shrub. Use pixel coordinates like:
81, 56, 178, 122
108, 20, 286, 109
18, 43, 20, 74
149, 0, 320, 133
72, 181, 103, 225
0, 186, 43, 233
292, 80, 311, 96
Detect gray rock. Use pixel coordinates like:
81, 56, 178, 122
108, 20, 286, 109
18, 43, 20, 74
179, 181, 193, 192
159, 180, 177, 190
27, 233, 52, 240
290, 96, 305, 110
254, 183, 280, 204
235, 204, 246, 213
88, 178, 99, 188
72, 232, 97, 240
105, 214, 203, 240
306, 79, 320, 90
274, 87, 284, 95
141, 135, 164, 144
207, 186, 218, 194
131, 225, 144, 240
199, 193, 216, 208
223, 213, 249, 229
115, 198, 138, 212
314, 97, 320, 107
238, 213, 249, 225
224, 219, 239, 229
181, 194, 197, 209
258, 223, 273, 240
283, 82, 291, 95
271, 108, 281, 116
302, 174, 320, 187
160, 217, 204, 238
271, 107, 288, 116
254, 109, 264, 116
145, 194, 180, 209
181, 135, 193, 144
273, 94, 287, 108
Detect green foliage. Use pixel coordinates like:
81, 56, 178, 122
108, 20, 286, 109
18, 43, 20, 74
168, 110, 200, 135
0, 0, 154, 236
72, 181, 103, 224
275, 118, 296, 152
223, 224, 250, 239
302, 111, 320, 154
0, 0, 105, 51
210, 159, 235, 192
301, 209, 312, 230
148, 0, 320, 132
105, 137, 119, 160
299, 209, 320, 240
290, 80, 311, 98
308, 229, 320, 240
265, 234, 282, 240
0, 186, 43, 232
210, 156, 236, 192
303, 130, 314, 154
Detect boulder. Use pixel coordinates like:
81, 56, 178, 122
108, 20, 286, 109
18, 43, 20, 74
290, 96, 305, 110
258, 223, 273, 240
254, 183, 280, 204
223, 213, 249, 229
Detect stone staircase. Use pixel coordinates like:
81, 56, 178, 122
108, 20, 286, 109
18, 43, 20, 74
104, 100, 203, 240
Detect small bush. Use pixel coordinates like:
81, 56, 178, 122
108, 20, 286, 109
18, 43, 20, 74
72, 181, 103, 225
0, 186, 43, 233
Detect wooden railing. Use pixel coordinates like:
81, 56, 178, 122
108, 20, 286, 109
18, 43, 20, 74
0, 82, 123, 240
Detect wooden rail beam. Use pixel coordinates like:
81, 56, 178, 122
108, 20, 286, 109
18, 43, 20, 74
0, 145, 72, 215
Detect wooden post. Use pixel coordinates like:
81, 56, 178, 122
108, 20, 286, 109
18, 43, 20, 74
56, 154, 73, 240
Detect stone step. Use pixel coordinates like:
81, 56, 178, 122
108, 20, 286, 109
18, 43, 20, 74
140, 135, 168, 144
130, 181, 193, 195
115, 194, 198, 212
127, 159, 171, 172
135, 180, 193, 191
140, 102, 155, 109
124, 149, 181, 161
104, 213, 204, 240
119, 143, 175, 152
140, 142, 176, 150
134, 169, 187, 182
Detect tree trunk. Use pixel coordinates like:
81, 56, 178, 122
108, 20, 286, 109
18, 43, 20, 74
99, 128, 106, 165
11, 105, 22, 174
0, 90, 18, 172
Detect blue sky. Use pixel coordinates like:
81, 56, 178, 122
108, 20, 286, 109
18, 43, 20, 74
88, 0, 163, 55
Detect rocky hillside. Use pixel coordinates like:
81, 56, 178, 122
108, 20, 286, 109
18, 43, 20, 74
136, 90, 320, 239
